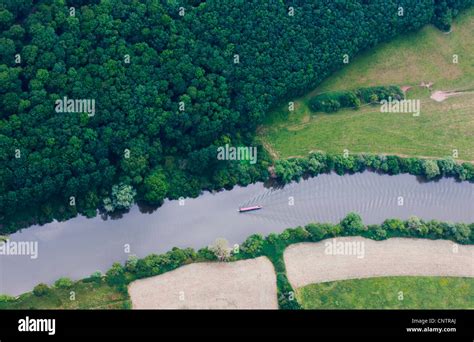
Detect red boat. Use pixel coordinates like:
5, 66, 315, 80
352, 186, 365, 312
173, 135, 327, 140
238, 205, 262, 213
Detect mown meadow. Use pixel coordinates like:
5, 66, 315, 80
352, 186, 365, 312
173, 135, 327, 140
297, 276, 474, 309
260, 8, 474, 161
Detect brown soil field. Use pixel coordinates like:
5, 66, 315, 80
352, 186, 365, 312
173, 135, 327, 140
128, 256, 278, 309
284, 237, 474, 288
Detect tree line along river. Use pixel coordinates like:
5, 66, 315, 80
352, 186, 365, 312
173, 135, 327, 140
0, 171, 473, 295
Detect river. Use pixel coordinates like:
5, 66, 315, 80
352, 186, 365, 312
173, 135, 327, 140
1, 172, 473, 295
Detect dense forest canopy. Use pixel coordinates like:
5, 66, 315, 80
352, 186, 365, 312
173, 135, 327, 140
0, 0, 472, 232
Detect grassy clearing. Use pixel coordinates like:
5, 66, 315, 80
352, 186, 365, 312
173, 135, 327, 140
0, 280, 130, 309
297, 276, 474, 309
260, 8, 474, 161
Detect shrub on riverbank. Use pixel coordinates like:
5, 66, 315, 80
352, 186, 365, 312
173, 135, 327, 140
273, 153, 474, 184
130, 247, 215, 280
0, 295, 16, 303
54, 277, 73, 289
32, 283, 50, 297
83, 271, 103, 284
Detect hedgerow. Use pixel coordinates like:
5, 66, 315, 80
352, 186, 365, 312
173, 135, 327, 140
308, 86, 404, 113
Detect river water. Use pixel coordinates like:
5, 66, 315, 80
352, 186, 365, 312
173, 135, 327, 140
1, 172, 473, 295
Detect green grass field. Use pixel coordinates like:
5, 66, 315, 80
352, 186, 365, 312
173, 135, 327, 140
260, 8, 474, 161
0, 280, 130, 309
297, 276, 474, 309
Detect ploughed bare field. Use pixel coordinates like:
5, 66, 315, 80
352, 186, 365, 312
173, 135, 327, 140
128, 256, 278, 309
285, 237, 474, 289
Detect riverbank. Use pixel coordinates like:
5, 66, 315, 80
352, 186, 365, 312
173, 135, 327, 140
3, 151, 473, 236
1, 171, 473, 296
1, 214, 472, 309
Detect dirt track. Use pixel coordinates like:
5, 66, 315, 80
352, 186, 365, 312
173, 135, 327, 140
430, 90, 471, 102
128, 256, 278, 309
284, 237, 474, 288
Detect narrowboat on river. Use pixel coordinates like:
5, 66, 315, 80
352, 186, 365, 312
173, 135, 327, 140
238, 205, 262, 213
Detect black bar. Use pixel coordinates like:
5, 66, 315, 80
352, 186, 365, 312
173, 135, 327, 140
0, 309, 472, 338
